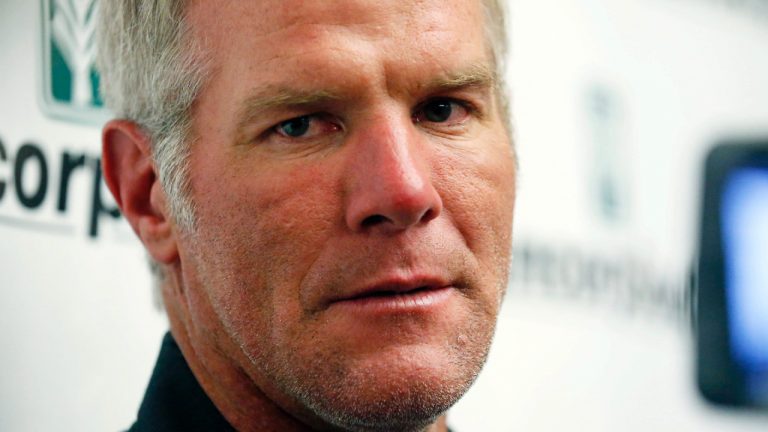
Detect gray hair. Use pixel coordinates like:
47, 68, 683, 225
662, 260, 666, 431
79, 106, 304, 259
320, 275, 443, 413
483, 0, 511, 131
97, 0, 509, 230
96, 1, 205, 231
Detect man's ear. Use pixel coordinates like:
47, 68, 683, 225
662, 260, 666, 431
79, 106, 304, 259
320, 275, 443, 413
102, 120, 179, 264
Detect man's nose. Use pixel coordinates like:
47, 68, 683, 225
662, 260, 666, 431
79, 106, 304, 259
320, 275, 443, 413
343, 115, 443, 234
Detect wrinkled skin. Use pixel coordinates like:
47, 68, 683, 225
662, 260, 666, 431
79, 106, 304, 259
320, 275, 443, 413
106, 0, 516, 431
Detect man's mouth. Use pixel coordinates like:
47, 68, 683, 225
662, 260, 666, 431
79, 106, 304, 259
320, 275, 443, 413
327, 278, 456, 314
351, 285, 436, 298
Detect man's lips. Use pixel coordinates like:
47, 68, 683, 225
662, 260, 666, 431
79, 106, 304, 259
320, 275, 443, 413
331, 276, 450, 302
325, 277, 455, 313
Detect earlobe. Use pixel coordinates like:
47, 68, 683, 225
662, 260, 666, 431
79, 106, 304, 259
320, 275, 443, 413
102, 120, 179, 264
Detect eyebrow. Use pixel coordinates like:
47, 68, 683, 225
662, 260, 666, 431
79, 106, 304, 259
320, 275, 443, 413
424, 63, 497, 94
234, 63, 496, 137
235, 88, 341, 135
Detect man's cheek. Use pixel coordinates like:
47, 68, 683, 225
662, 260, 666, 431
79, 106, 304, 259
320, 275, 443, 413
248, 194, 337, 266
438, 173, 506, 247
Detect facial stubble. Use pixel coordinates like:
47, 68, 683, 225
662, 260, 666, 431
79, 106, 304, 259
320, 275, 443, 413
258, 293, 500, 432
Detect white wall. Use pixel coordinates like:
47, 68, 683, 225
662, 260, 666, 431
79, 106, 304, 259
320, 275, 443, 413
0, 0, 766, 430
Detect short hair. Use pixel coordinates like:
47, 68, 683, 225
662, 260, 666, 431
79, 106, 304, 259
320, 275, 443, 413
96, 0, 509, 232
97, 1, 205, 230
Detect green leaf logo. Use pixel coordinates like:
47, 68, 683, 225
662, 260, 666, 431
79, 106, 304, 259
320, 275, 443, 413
41, 0, 107, 125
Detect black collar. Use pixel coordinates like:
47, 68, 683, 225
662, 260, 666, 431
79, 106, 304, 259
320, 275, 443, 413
128, 332, 235, 431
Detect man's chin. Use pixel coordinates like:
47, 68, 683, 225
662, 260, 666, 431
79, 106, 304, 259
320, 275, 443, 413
299, 366, 469, 432
275, 345, 484, 432
250, 290, 496, 431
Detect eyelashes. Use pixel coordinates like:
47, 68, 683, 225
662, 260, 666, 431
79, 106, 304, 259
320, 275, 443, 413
273, 114, 342, 139
262, 97, 480, 145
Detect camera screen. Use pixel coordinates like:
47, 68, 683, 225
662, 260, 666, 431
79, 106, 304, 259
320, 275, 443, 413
721, 167, 768, 403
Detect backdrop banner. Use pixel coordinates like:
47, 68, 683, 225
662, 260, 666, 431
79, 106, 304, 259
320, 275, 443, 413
1, 1, 767, 431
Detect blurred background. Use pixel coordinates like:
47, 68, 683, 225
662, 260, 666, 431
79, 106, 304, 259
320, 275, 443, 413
0, 0, 766, 430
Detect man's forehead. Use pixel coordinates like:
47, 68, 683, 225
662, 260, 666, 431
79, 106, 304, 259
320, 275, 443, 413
185, 0, 494, 130
186, 0, 486, 51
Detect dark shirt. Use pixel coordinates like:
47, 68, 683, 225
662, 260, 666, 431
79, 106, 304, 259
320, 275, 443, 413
129, 332, 456, 432
128, 332, 235, 432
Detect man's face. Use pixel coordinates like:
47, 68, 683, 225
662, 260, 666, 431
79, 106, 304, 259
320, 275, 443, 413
177, 0, 515, 429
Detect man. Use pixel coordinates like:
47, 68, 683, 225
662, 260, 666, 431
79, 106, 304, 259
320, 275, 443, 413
98, 0, 516, 431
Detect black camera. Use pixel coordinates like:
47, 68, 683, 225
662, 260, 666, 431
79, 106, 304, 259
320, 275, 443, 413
696, 141, 768, 408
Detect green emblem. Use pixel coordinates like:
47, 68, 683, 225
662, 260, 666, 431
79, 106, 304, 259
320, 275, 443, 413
41, 0, 108, 124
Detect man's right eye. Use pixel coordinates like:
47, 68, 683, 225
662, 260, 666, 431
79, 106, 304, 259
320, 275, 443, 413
272, 114, 341, 140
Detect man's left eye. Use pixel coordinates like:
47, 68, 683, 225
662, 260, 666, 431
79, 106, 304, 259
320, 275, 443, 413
413, 98, 470, 125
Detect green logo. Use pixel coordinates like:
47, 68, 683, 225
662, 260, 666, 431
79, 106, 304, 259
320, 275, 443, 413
40, 0, 108, 124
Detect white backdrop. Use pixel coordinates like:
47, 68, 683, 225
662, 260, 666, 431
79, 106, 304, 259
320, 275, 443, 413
1, 0, 767, 431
